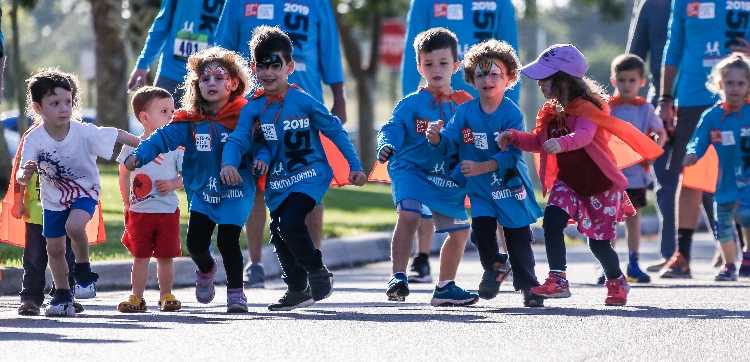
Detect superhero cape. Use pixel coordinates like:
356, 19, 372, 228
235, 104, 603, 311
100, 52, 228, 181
0, 123, 107, 248
533, 97, 664, 196
368, 89, 474, 183
680, 101, 744, 193
608, 95, 647, 107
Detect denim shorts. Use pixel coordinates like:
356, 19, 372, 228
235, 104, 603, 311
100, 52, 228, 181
42, 198, 98, 238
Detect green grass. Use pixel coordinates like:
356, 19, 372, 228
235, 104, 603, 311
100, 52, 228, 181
0, 164, 657, 267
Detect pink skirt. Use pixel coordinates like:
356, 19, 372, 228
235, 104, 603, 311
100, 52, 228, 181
547, 180, 635, 240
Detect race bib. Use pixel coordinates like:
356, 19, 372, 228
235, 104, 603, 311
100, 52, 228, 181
174, 31, 209, 61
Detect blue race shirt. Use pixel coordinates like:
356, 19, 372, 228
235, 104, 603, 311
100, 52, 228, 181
664, 0, 750, 107
434, 98, 543, 227
401, 0, 520, 101
223, 86, 362, 212
132, 111, 270, 226
136, 0, 225, 83
215, 0, 344, 102
377, 89, 471, 220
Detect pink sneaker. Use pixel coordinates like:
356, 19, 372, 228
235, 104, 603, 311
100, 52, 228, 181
604, 275, 630, 306
530, 272, 571, 298
195, 259, 217, 304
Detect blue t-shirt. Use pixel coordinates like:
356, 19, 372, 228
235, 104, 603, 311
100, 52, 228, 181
132, 111, 270, 226
611, 102, 664, 188
401, 0, 520, 101
686, 103, 750, 203
664, 0, 750, 107
135, 0, 225, 83
434, 98, 543, 227
378, 89, 471, 220
214, 0, 344, 102
223, 86, 362, 212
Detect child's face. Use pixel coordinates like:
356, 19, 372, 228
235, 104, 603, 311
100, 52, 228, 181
199, 61, 239, 105
537, 78, 555, 100
720, 67, 750, 106
252, 52, 294, 95
611, 69, 645, 100
140, 97, 175, 133
417, 48, 459, 91
33, 87, 73, 127
473, 58, 510, 99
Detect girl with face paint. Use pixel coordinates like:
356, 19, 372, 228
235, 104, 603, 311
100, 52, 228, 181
125, 47, 271, 313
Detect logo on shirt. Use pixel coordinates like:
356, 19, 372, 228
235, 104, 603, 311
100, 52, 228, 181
700, 2, 715, 18
272, 162, 285, 175
415, 118, 429, 135
245, 3, 274, 19
433, 3, 463, 19
208, 176, 218, 192
195, 134, 211, 151
462, 127, 474, 144
741, 126, 750, 137
283, 2, 309, 15
687, 2, 701, 16
261, 124, 278, 140
705, 41, 721, 56
473, 132, 488, 150
491, 173, 502, 186
433, 162, 445, 173
471, 1, 497, 11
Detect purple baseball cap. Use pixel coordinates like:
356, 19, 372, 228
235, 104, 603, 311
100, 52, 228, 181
520, 44, 588, 80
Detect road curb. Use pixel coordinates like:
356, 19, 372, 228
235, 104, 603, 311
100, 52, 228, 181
0, 214, 690, 296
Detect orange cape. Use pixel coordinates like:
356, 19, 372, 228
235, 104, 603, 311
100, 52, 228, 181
0, 124, 107, 250
534, 97, 664, 196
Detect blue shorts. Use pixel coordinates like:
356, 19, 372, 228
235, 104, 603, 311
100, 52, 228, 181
42, 198, 98, 238
396, 199, 469, 233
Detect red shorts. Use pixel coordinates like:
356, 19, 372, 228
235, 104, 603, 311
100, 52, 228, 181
122, 209, 182, 258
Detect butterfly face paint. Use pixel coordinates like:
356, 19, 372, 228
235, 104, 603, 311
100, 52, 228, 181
474, 59, 505, 81
256, 54, 284, 72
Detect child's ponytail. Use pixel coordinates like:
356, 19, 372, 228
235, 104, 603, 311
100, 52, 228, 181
550, 72, 607, 109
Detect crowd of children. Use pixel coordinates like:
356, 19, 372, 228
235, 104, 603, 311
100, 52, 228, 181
5, 23, 750, 317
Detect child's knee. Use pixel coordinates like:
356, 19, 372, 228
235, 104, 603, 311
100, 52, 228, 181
46, 237, 67, 256
397, 209, 421, 224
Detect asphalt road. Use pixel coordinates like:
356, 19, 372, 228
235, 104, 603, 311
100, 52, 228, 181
1, 236, 748, 362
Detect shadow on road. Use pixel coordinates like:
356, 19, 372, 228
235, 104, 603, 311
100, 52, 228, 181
0, 331, 127, 343
492, 306, 750, 319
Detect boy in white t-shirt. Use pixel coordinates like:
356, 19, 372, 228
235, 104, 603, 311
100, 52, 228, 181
16, 68, 141, 317
116, 86, 184, 312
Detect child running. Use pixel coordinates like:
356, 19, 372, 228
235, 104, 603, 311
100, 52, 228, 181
16, 68, 141, 316
125, 47, 270, 313
117, 86, 184, 312
376, 28, 475, 306
604, 54, 667, 284
426, 39, 546, 307
498, 44, 663, 306
684, 52, 750, 281
221, 25, 366, 311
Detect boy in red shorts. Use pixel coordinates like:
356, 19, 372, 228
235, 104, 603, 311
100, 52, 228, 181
117, 86, 184, 312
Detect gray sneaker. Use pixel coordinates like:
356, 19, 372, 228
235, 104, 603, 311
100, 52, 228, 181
244, 263, 265, 289
268, 288, 315, 311
478, 260, 512, 300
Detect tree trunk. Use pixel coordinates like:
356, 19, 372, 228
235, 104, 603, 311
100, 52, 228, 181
334, 11, 381, 174
89, 0, 128, 134
10, 1, 26, 134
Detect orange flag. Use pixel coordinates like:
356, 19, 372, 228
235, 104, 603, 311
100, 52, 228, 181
321, 133, 352, 187
681, 145, 719, 193
0, 124, 107, 247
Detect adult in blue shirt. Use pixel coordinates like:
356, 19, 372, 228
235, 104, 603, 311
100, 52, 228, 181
657, 0, 750, 278
127, 0, 226, 103
214, 0, 347, 288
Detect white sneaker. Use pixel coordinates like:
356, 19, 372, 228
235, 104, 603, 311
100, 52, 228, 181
74, 283, 97, 299
45, 301, 76, 317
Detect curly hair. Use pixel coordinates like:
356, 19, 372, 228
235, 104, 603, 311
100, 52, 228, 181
706, 52, 750, 99
181, 46, 253, 116
25, 67, 83, 124
462, 39, 520, 89
548, 72, 608, 109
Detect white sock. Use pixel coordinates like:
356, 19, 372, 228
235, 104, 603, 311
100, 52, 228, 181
437, 280, 453, 288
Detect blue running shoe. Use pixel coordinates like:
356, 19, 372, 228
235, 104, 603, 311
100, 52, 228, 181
386, 273, 409, 301
430, 282, 479, 307
626, 262, 651, 283
715, 264, 738, 281
45, 290, 75, 317
739, 254, 750, 277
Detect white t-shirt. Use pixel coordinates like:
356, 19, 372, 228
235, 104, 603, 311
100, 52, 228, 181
20, 121, 119, 211
117, 144, 183, 213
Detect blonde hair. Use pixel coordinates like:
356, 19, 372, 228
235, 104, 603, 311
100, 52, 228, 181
181, 46, 254, 116
25, 67, 83, 124
462, 39, 521, 89
706, 52, 750, 100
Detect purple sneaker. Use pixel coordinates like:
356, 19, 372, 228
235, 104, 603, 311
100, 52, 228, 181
195, 260, 217, 304
226, 288, 248, 313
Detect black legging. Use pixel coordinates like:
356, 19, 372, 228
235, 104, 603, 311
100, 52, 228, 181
186, 211, 244, 289
471, 217, 540, 291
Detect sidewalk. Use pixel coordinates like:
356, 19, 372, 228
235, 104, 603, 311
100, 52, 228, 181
0, 214, 711, 295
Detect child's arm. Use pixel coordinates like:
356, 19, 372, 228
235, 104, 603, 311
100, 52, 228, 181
684, 114, 713, 166
377, 104, 409, 163
653, 127, 668, 149
117, 129, 141, 148
15, 161, 36, 186
498, 129, 544, 152
118, 164, 131, 215
11, 182, 28, 219
310, 100, 364, 171
125, 123, 184, 171
155, 175, 183, 194
222, 106, 259, 185
549, 116, 597, 154
428, 112, 463, 156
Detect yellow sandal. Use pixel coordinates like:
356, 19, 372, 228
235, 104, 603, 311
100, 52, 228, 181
159, 293, 181, 311
118, 295, 147, 313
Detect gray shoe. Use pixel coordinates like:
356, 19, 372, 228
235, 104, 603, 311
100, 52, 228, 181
478, 260, 512, 300
244, 263, 265, 288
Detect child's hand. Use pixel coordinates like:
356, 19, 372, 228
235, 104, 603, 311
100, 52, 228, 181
11, 203, 28, 220
460, 160, 495, 177
683, 154, 698, 167
253, 160, 269, 176
155, 179, 178, 194
17, 161, 37, 184
220, 165, 243, 186
124, 155, 140, 171
497, 131, 513, 151
543, 138, 562, 154
379, 147, 395, 163
349, 170, 367, 186
425, 120, 444, 146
